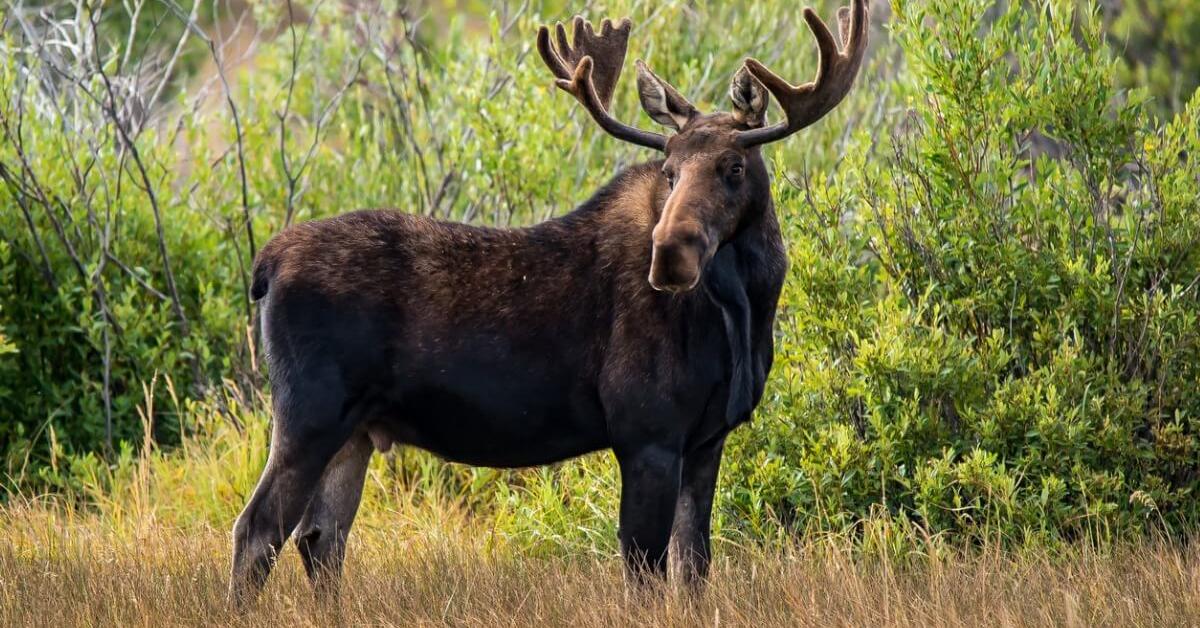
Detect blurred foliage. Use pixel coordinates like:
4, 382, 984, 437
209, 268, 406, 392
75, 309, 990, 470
1, 0, 1199, 552
1104, 0, 1200, 115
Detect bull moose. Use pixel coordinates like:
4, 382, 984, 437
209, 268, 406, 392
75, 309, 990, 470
230, 1, 868, 605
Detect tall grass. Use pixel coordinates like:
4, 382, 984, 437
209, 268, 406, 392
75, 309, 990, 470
4, 385, 1199, 625
3, 501, 1198, 626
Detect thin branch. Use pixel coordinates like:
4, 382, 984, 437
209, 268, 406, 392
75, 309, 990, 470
88, 5, 192, 341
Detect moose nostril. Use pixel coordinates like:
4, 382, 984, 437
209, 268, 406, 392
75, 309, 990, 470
679, 230, 706, 249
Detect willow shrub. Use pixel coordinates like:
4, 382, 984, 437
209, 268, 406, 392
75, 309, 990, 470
1, 0, 1198, 551
723, 0, 1200, 549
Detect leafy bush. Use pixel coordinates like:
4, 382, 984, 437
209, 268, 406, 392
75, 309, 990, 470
727, 0, 1200, 546
1106, 0, 1200, 115
1, 0, 1198, 551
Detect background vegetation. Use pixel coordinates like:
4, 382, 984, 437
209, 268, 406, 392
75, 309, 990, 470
1, 0, 1198, 574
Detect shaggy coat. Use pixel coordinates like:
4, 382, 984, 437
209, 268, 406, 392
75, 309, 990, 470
228, 2, 866, 605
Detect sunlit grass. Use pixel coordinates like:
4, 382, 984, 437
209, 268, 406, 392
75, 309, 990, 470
7, 382, 1198, 626
3, 386, 1198, 626
2, 501, 1198, 627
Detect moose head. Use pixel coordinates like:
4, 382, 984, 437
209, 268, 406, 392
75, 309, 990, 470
537, 0, 869, 292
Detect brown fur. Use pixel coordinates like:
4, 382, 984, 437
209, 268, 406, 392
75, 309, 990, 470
230, 6, 866, 606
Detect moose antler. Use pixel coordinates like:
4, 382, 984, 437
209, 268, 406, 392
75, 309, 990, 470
736, 0, 869, 147
537, 17, 667, 151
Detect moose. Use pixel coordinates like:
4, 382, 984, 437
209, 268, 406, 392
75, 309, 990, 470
230, 1, 868, 605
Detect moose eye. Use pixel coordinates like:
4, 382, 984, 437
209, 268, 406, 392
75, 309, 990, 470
726, 163, 745, 183
663, 169, 677, 188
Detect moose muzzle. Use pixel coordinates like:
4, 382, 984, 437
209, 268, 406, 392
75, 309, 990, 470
649, 219, 710, 293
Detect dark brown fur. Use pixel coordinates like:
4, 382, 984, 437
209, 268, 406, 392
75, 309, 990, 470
229, 4, 867, 607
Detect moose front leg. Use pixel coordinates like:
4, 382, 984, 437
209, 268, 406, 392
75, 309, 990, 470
615, 444, 682, 585
670, 436, 726, 588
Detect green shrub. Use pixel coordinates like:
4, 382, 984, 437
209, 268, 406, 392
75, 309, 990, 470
1106, 0, 1200, 115
721, 0, 1200, 547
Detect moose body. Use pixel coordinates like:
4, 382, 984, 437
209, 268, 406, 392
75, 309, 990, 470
230, 2, 867, 605
252, 169, 783, 468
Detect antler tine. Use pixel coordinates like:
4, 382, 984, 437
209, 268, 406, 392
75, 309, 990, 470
536, 17, 667, 151
552, 55, 668, 151
537, 22, 572, 80
736, 0, 869, 148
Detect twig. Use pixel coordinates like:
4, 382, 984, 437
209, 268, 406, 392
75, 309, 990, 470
88, 6, 193, 343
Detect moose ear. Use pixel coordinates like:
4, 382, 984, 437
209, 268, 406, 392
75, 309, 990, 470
635, 60, 697, 130
729, 65, 769, 128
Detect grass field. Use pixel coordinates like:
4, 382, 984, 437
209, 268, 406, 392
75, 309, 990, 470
3, 502, 1198, 627
5, 396, 1197, 627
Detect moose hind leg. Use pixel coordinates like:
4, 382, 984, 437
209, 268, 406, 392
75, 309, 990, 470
615, 444, 682, 586
228, 384, 352, 608
295, 430, 373, 598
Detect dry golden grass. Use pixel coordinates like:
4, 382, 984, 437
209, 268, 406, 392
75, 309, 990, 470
2, 503, 1199, 627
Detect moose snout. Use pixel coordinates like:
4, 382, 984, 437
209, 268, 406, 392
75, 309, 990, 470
649, 222, 709, 293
